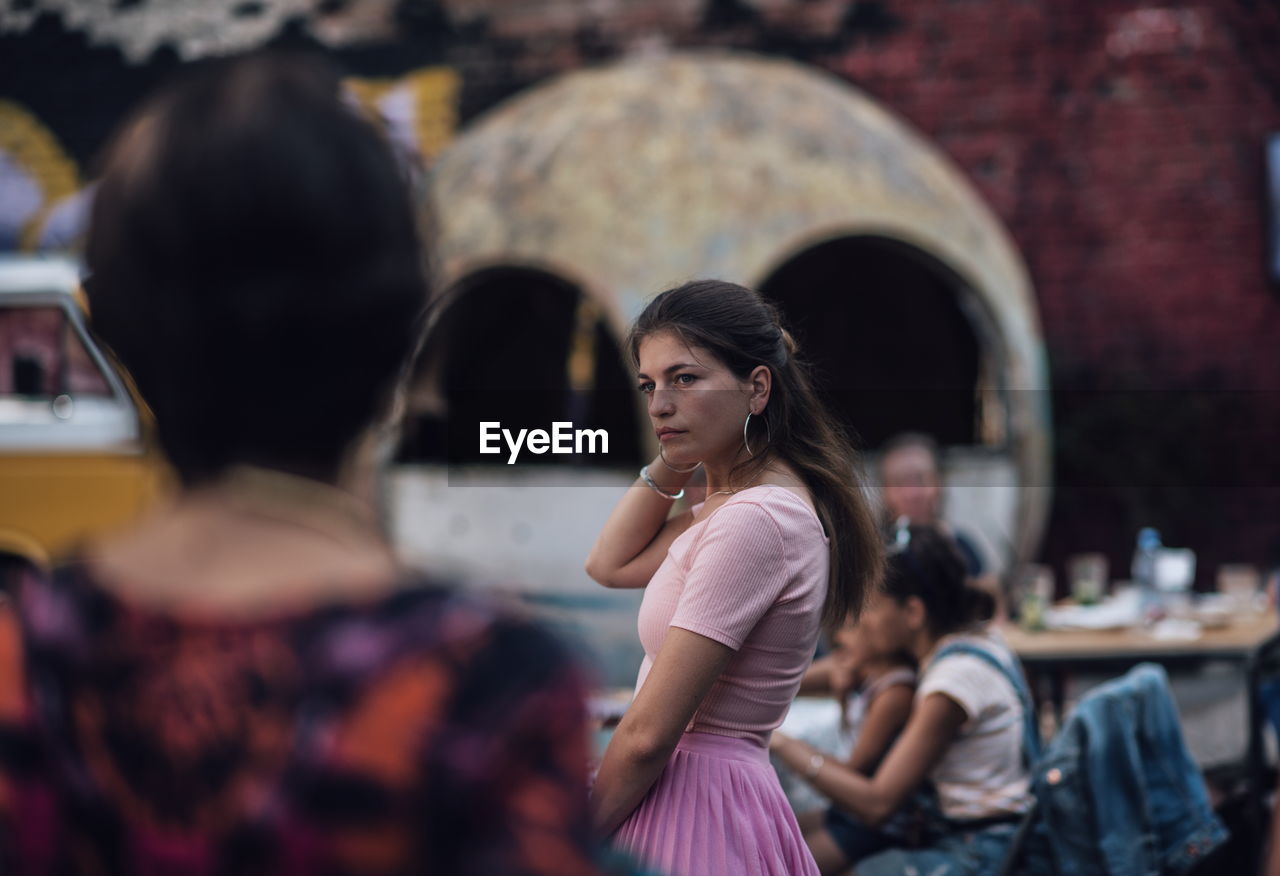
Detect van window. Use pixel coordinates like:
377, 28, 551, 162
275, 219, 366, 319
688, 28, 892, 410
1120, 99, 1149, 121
0, 305, 111, 399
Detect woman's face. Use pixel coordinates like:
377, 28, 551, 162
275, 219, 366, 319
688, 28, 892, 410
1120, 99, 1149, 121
857, 588, 915, 656
832, 617, 875, 665
636, 331, 761, 469
880, 446, 942, 525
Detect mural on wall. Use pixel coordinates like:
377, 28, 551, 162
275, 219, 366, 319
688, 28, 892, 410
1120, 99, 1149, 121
0, 0, 460, 253
0, 0, 910, 255
0, 65, 459, 253
0, 0, 404, 62
345, 67, 460, 165
0, 100, 84, 252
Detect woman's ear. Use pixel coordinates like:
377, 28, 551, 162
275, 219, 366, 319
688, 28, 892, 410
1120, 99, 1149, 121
904, 595, 928, 633
748, 365, 772, 413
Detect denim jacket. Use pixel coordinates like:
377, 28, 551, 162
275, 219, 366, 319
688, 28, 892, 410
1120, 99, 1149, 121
1026, 663, 1227, 875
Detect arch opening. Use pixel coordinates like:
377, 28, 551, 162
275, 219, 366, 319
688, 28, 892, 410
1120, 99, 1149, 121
397, 265, 643, 467
759, 235, 996, 452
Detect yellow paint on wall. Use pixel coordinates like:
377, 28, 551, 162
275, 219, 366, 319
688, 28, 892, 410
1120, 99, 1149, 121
0, 100, 81, 251
344, 67, 461, 161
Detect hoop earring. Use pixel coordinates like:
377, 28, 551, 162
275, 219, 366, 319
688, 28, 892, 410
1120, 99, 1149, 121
743, 411, 772, 458
659, 445, 701, 473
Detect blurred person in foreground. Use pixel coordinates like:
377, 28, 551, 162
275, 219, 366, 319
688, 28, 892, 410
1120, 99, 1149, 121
0, 54, 619, 876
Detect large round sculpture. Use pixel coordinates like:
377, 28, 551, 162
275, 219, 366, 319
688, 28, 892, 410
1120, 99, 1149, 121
429, 51, 1051, 564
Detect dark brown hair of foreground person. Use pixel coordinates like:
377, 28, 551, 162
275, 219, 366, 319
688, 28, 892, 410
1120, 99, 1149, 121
0, 53, 625, 876
86, 52, 428, 485
628, 279, 884, 626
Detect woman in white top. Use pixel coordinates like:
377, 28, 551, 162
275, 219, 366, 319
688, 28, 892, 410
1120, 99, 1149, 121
770, 525, 1034, 876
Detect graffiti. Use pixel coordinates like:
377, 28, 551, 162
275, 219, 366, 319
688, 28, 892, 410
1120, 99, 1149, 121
346, 67, 460, 164
0, 0, 312, 64
0, 64, 457, 253
1, 0, 877, 255
0, 101, 83, 252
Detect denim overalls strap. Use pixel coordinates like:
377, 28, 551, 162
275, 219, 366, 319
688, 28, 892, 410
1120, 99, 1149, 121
928, 641, 1043, 767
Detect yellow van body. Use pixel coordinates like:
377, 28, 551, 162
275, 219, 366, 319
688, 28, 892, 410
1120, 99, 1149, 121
0, 256, 169, 569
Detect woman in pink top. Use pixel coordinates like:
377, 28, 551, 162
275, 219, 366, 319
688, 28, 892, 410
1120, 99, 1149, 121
585, 280, 884, 875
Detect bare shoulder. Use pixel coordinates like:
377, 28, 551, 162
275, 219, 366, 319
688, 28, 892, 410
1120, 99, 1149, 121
868, 682, 915, 716
757, 464, 817, 516
87, 499, 398, 613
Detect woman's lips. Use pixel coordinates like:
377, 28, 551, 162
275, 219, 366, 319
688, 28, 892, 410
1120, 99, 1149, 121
656, 429, 686, 442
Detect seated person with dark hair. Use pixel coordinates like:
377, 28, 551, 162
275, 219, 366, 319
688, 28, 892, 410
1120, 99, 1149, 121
772, 526, 1029, 876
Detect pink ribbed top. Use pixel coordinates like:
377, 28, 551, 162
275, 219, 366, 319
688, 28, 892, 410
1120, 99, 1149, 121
634, 485, 830, 746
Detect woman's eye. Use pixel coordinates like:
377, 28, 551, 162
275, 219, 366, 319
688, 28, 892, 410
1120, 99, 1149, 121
674, 374, 696, 386
637, 382, 654, 394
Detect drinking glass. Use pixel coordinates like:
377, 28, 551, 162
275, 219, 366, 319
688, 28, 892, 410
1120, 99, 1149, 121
1217, 564, 1261, 615
1017, 564, 1055, 631
1068, 553, 1108, 606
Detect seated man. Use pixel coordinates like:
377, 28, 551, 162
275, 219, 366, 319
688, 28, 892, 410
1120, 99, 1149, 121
878, 432, 987, 576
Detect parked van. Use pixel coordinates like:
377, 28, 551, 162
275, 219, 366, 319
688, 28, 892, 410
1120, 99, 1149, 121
0, 256, 168, 577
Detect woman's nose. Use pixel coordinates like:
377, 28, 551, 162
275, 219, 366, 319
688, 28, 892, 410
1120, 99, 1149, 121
648, 388, 674, 417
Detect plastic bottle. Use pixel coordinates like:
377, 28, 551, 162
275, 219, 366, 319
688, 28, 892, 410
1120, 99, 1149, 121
1132, 527, 1163, 624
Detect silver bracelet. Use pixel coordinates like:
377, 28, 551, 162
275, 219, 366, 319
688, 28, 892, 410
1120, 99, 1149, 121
640, 464, 684, 500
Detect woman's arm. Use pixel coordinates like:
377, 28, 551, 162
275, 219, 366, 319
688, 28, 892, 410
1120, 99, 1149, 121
591, 627, 735, 835
843, 683, 914, 775
771, 692, 966, 827
584, 455, 696, 589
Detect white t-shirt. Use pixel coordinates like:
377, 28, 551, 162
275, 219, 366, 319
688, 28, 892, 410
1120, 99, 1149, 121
916, 630, 1033, 821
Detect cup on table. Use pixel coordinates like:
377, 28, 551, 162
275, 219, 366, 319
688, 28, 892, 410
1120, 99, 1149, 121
1217, 564, 1261, 615
1068, 553, 1108, 606
1016, 564, 1055, 631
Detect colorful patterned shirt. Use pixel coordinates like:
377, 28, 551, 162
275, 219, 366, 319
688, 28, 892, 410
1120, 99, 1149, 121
0, 563, 627, 875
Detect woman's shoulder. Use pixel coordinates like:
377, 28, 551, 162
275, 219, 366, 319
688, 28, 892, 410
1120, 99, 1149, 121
717, 484, 825, 537
933, 628, 1014, 659
919, 630, 1023, 712
863, 665, 918, 701
922, 630, 1015, 682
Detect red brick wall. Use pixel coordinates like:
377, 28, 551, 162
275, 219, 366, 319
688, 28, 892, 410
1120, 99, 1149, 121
794, 1, 1280, 579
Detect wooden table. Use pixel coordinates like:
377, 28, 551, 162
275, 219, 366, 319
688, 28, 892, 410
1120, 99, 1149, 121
1003, 611, 1280, 867
1004, 611, 1280, 665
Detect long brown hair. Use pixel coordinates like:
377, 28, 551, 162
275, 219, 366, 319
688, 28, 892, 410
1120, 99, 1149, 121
628, 279, 884, 626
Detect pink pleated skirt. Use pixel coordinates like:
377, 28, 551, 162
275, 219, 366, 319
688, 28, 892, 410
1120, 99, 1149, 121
612, 732, 819, 876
